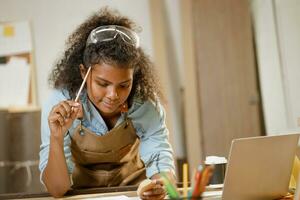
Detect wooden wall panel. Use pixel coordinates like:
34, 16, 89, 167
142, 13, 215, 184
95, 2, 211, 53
182, 0, 264, 166
181, 0, 205, 169
192, 0, 264, 157
0, 110, 9, 193
0, 110, 43, 193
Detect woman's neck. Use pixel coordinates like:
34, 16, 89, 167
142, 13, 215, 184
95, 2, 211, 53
100, 110, 121, 130
104, 115, 120, 130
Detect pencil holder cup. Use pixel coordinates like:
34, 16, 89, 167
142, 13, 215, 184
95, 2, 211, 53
205, 156, 227, 184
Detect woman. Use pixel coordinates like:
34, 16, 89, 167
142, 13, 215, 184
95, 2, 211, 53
39, 7, 175, 199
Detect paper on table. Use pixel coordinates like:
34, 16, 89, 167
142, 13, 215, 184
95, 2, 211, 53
202, 190, 223, 198
83, 195, 131, 200
0, 57, 30, 107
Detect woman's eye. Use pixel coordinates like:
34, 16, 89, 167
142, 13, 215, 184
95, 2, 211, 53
97, 82, 108, 87
120, 84, 130, 89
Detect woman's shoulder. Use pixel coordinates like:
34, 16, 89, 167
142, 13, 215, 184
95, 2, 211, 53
128, 99, 167, 136
129, 98, 165, 122
47, 88, 70, 102
42, 88, 71, 108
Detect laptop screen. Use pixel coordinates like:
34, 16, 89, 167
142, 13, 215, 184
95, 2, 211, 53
222, 134, 299, 200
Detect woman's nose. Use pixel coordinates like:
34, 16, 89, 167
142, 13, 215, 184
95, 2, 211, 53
107, 87, 119, 100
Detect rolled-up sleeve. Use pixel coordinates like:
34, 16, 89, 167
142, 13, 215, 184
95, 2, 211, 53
38, 89, 73, 184
129, 101, 175, 178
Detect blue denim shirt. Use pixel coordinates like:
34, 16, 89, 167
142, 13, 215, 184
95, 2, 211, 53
39, 89, 175, 183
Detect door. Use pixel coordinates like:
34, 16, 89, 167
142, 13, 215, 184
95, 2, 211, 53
184, 0, 264, 159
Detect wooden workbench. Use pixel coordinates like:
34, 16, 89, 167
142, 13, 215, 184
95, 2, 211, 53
0, 185, 222, 200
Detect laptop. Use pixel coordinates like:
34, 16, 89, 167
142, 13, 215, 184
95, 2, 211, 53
222, 134, 300, 200
295, 169, 300, 200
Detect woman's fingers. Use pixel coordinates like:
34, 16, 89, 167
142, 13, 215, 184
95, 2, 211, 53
67, 100, 81, 108
49, 112, 64, 125
60, 101, 72, 118
56, 113, 65, 126
141, 193, 165, 200
143, 187, 165, 195
58, 100, 79, 118
70, 102, 83, 119
54, 101, 80, 117
51, 102, 68, 119
153, 178, 164, 186
48, 100, 82, 139
141, 184, 166, 200
49, 100, 82, 126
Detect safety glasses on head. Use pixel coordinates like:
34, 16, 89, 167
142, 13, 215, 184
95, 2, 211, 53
86, 25, 140, 48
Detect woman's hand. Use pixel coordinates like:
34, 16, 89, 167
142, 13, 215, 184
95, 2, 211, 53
140, 179, 166, 200
139, 172, 175, 200
44, 100, 81, 197
48, 100, 83, 140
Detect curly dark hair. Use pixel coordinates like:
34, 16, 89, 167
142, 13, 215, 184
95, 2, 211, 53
49, 7, 162, 106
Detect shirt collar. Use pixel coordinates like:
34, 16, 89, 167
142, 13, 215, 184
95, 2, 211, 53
80, 89, 106, 127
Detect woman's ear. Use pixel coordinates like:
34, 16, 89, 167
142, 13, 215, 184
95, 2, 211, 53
79, 64, 86, 80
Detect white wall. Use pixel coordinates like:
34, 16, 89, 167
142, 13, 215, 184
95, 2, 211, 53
0, 0, 153, 105
251, 0, 300, 134
275, 0, 300, 130
4, 0, 299, 159
163, 0, 186, 158
0, 0, 188, 159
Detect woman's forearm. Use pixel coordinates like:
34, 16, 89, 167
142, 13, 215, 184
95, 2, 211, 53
42, 135, 71, 197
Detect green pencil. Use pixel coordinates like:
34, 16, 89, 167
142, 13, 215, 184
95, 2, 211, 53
161, 172, 180, 199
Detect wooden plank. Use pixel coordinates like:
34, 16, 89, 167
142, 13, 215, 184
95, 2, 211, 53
0, 110, 9, 193
0, 185, 138, 199
180, 0, 205, 169
193, 0, 263, 156
148, 0, 178, 163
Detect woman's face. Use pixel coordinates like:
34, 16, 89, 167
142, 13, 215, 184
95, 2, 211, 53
81, 63, 133, 118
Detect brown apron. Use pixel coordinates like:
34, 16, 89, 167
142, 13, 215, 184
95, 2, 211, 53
70, 118, 146, 188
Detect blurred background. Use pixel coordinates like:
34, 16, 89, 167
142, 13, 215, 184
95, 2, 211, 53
0, 0, 299, 194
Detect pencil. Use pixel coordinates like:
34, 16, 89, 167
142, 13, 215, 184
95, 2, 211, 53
191, 165, 204, 199
161, 172, 180, 198
188, 168, 197, 198
183, 163, 188, 197
74, 66, 91, 102
199, 165, 214, 194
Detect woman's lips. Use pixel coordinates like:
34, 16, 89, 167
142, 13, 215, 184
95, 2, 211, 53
102, 101, 118, 109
